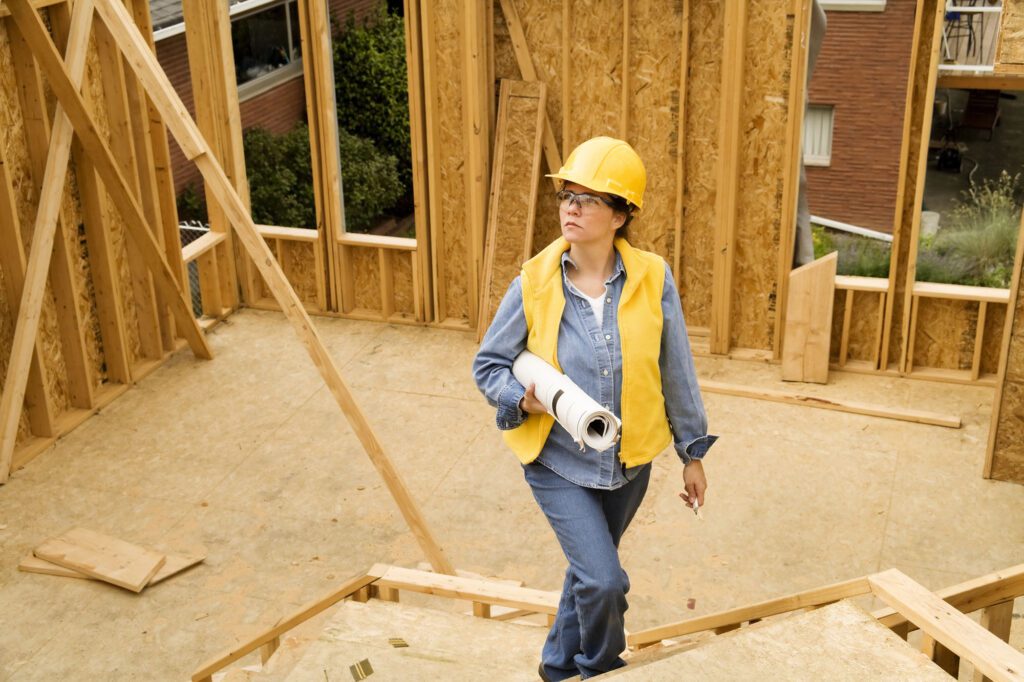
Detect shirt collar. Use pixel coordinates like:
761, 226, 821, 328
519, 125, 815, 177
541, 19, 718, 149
560, 248, 626, 284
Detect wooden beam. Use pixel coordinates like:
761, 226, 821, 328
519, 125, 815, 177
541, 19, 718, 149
938, 73, 1024, 90
699, 379, 961, 428
374, 565, 559, 614
497, 0, 563, 187
190, 568, 383, 682
672, 0, 690, 292
628, 576, 871, 648
0, 131, 57, 437
709, 0, 747, 355
868, 569, 1024, 682
403, 0, 432, 321
4, 0, 212, 365
620, 0, 630, 139
561, 0, 570, 158
461, 0, 489, 329
94, 0, 454, 574
0, 0, 95, 484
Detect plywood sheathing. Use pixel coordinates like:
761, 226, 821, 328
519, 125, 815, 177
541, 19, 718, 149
284, 241, 320, 308
731, 0, 789, 350
391, 250, 416, 317
678, 0, 721, 330
981, 304, 1006, 377
912, 298, 978, 371
997, 0, 1024, 66
351, 246, 383, 313
830, 290, 884, 365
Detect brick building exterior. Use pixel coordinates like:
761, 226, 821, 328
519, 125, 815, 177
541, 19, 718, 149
805, 0, 919, 233
151, 0, 379, 196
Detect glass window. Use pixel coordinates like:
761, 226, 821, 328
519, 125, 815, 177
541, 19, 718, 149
232, 1, 301, 87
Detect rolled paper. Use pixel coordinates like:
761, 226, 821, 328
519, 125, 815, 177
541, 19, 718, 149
512, 351, 622, 451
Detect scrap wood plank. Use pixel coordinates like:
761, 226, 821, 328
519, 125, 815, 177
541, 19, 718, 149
477, 78, 546, 342
0, 0, 94, 484
868, 569, 1024, 682
698, 380, 961, 428
782, 251, 838, 383
92, 0, 453, 575
20, 550, 204, 585
33, 528, 166, 593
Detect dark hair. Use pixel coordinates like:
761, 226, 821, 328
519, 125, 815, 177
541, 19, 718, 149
609, 195, 635, 240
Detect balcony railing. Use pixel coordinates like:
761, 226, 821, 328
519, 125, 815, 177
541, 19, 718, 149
939, 2, 1004, 73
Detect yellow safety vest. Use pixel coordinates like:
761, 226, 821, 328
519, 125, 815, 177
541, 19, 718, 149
503, 236, 673, 467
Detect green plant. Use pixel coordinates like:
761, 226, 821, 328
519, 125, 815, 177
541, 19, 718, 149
811, 224, 891, 278
332, 2, 411, 189
338, 127, 404, 232
243, 124, 317, 229
176, 183, 208, 224
916, 171, 1022, 288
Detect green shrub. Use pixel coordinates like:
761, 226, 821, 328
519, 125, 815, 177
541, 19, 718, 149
338, 127, 404, 232
243, 124, 316, 228
332, 2, 412, 189
811, 224, 891, 278
176, 183, 208, 224
916, 171, 1022, 288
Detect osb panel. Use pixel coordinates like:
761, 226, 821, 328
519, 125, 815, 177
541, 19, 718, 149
678, 0, 722, 329
350, 246, 382, 312
731, 0, 789, 350
827, 290, 881, 364
511, 0, 563, 153
482, 84, 544, 329
432, 0, 470, 321
626, 0, 683, 258
531, 187, 562, 254
981, 303, 1007, 377
0, 18, 71, 417
282, 241, 319, 306
258, 239, 281, 300
829, 289, 845, 363
911, 298, 975, 371
567, 0, 620, 142
888, 0, 939, 367
991, 378, 1024, 482
82, 30, 144, 364
997, 0, 1024, 65
392, 250, 416, 315
492, 0, 518, 82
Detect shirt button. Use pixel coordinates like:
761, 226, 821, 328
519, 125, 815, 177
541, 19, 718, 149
602, 369, 609, 376
605, 297, 612, 304
604, 334, 611, 340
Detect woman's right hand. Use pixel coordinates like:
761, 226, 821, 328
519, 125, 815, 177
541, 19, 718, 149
519, 383, 547, 415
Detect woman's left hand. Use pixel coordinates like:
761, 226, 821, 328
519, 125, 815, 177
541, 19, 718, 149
679, 460, 707, 508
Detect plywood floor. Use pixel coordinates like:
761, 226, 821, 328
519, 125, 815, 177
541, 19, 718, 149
0, 309, 1021, 679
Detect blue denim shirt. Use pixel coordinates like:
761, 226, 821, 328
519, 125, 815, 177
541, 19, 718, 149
472, 248, 717, 490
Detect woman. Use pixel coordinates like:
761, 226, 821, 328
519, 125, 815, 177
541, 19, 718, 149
472, 136, 716, 681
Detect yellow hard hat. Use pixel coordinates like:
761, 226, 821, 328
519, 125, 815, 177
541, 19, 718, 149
546, 136, 646, 210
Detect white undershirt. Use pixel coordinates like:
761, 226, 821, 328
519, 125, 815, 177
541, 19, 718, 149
582, 287, 607, 328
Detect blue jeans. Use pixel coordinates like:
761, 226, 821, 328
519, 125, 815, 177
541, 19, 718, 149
523, 462, 652, 680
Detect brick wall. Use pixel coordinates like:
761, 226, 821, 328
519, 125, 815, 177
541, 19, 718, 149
805, 0, 918, 233
158, 0, 383, 196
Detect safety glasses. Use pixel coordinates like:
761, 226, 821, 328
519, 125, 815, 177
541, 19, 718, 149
556, 189, 617, 211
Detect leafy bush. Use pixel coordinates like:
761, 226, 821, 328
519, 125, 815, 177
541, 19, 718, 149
243, 124, 316, 228
916, 172, 1022, 288
333, 2, 411, 189
812, 225, 891, 278
176, 183, 208, 224
338, 127, 404, 232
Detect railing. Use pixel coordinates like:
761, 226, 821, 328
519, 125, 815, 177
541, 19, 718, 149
940, 2, 1005, 73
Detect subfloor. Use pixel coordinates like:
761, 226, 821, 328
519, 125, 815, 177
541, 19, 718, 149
0, 309, 1022, 679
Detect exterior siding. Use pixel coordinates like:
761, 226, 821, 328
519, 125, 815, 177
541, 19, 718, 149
805, 0, 918, 233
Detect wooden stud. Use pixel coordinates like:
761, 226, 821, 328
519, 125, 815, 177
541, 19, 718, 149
498, 0, 563, 186
874, 291, 886, 369
868, 569, 1024, 682
460, 0, 489, 329
839, 289, 854, 368
0, 138, 57, 437
896, 3, 946, 375
379, 249, 395, 319
906, 295, 920, 375
974, 601, 1015, 682
774, 0, 813, 360
972, 301, 988, 381
699, 379, 960, 428
5, 0, 212, 363
709, 0, 747, 355
93, 15, 163, 363
6, 7, 95, 408
561, 0, 570, 158
672, 0, 690, 290
403, 0, 432, 322
0, 0, 95, 483
95, 0, 454, 574
197, 248, 223, 319
419, 0, 445, 322
620, 0, 630, 139
473, 602, 492, 618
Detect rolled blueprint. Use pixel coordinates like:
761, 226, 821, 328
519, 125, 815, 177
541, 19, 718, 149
512, 351, 622, 452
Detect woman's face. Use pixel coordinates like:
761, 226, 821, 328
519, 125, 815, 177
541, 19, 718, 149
559, 182, 625, 245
